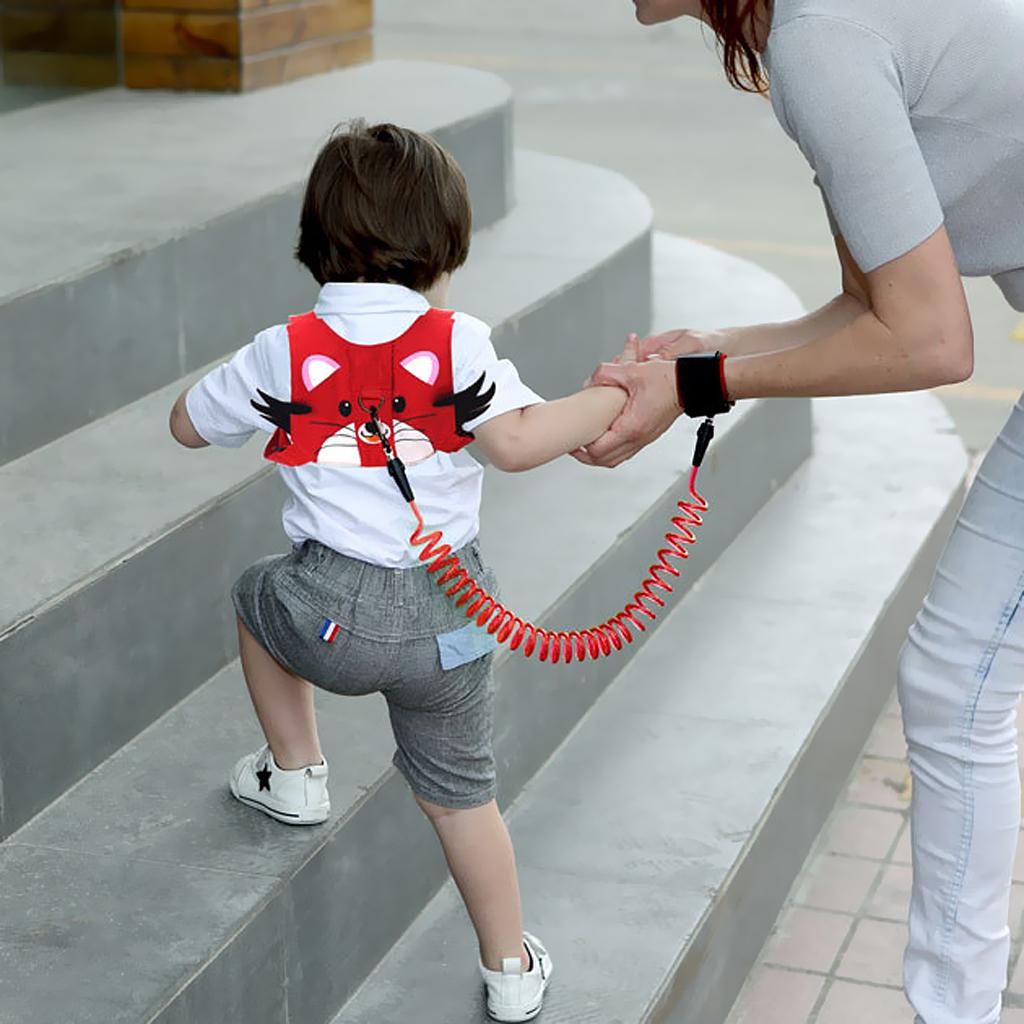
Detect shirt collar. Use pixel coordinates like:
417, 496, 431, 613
314, 282, 430, 316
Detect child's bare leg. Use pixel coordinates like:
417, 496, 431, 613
237, 616, 323, 770
417, 796, 529, 972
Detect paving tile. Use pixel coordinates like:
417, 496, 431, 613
836, 919, 908, 988
864, 715, 908, 761
816, 980, 911, 1024
892, 821, 912, 866
867, 864, 913, 923
847, 757, 913, 811
762, 907, 854, 974
824, 806, 904, 861
795, 854, 881, 915
728, 966, 825, 1024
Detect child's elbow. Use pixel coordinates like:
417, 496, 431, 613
476, 412, 539, 472
169, 396, 208, 449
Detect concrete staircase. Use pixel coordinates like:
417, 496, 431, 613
0, 60, 965, 1024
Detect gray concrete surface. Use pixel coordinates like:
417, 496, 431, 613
0, 237, 809, 1022
0, 61, 512, 304
337, 392, 966, 1024
374, 0, 1024, 454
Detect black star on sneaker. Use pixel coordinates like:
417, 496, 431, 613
256, 764, 272, 792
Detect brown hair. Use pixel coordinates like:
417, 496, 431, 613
296, 120, 472, 291
699, 0, 770, 94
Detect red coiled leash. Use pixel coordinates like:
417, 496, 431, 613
407, 465, 708, 663
372, 406, 719, 665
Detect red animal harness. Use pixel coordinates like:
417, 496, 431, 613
262, 309, 472, 469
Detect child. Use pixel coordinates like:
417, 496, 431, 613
169, 121, 625, 1022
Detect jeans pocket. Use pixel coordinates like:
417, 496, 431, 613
436, 621, 499, 671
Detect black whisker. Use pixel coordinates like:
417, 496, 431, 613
251, 390, 312, 433
434, 373, 496, 437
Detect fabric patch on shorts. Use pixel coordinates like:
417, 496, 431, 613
319, 618, 341, 643
437, 621, 499, 670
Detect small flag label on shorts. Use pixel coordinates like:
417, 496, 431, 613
319, 618, 340, 643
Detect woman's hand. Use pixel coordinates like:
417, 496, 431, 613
596, 328, 713, 374
635, 328, 720, 361
573, 359, 681, 467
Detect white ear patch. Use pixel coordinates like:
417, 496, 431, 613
302, 354, 341, 391
400, 351, 440, 386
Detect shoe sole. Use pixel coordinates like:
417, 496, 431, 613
486, 1003, 542, 1023
229, 777, 329, 826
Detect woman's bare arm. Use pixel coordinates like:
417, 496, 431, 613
581, 226, 972, 467
638, 235, 870, 361
724, 226, 972, 399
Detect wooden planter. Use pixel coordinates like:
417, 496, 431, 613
0, 0, 372, 91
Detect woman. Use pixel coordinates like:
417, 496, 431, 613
584, 1, 1024, 1021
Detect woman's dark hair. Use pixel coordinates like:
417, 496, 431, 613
296, 120, 472, 291
700, 0, 770, 94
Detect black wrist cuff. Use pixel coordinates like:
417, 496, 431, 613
675, 352, 733, 419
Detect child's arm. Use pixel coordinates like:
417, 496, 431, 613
472, 386, 626, 472
169, 388, 210, 449
168, 327, 285, 452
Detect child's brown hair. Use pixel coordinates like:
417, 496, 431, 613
295, 120, 472, 292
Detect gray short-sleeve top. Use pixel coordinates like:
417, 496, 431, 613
764, 0, 1024, 311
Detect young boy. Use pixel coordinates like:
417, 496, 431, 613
169, 121, 625, 1022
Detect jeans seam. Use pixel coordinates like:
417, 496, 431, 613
935, 568, 1024, 1001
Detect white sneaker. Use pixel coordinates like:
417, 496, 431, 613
229, 744, 330, 825
480, 931, 552, 1022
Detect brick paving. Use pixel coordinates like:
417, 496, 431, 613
727, 693, 1024, 1024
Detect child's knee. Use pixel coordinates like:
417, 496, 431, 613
415, 793, 495, 824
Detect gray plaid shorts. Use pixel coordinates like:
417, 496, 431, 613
232, 539, 500, 809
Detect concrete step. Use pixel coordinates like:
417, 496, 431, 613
0, 60, 514, 466
0, 149, 656, 839
336, 391, 967, 1024
0, 234, 808, 1023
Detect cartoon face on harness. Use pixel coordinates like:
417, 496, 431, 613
251, 310, 495, 469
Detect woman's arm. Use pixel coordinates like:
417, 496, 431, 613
472, 386, 627, 472
639, 236, 870, 361
725, 227, 972, 398
580, 226, 972, 467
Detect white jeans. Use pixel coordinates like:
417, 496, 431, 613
900, 399, 1024, 1023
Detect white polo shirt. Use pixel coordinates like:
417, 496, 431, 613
186, 283, 543, 567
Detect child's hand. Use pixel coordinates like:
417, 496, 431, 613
611, 332, 642, 364
574, 359, 681, 469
